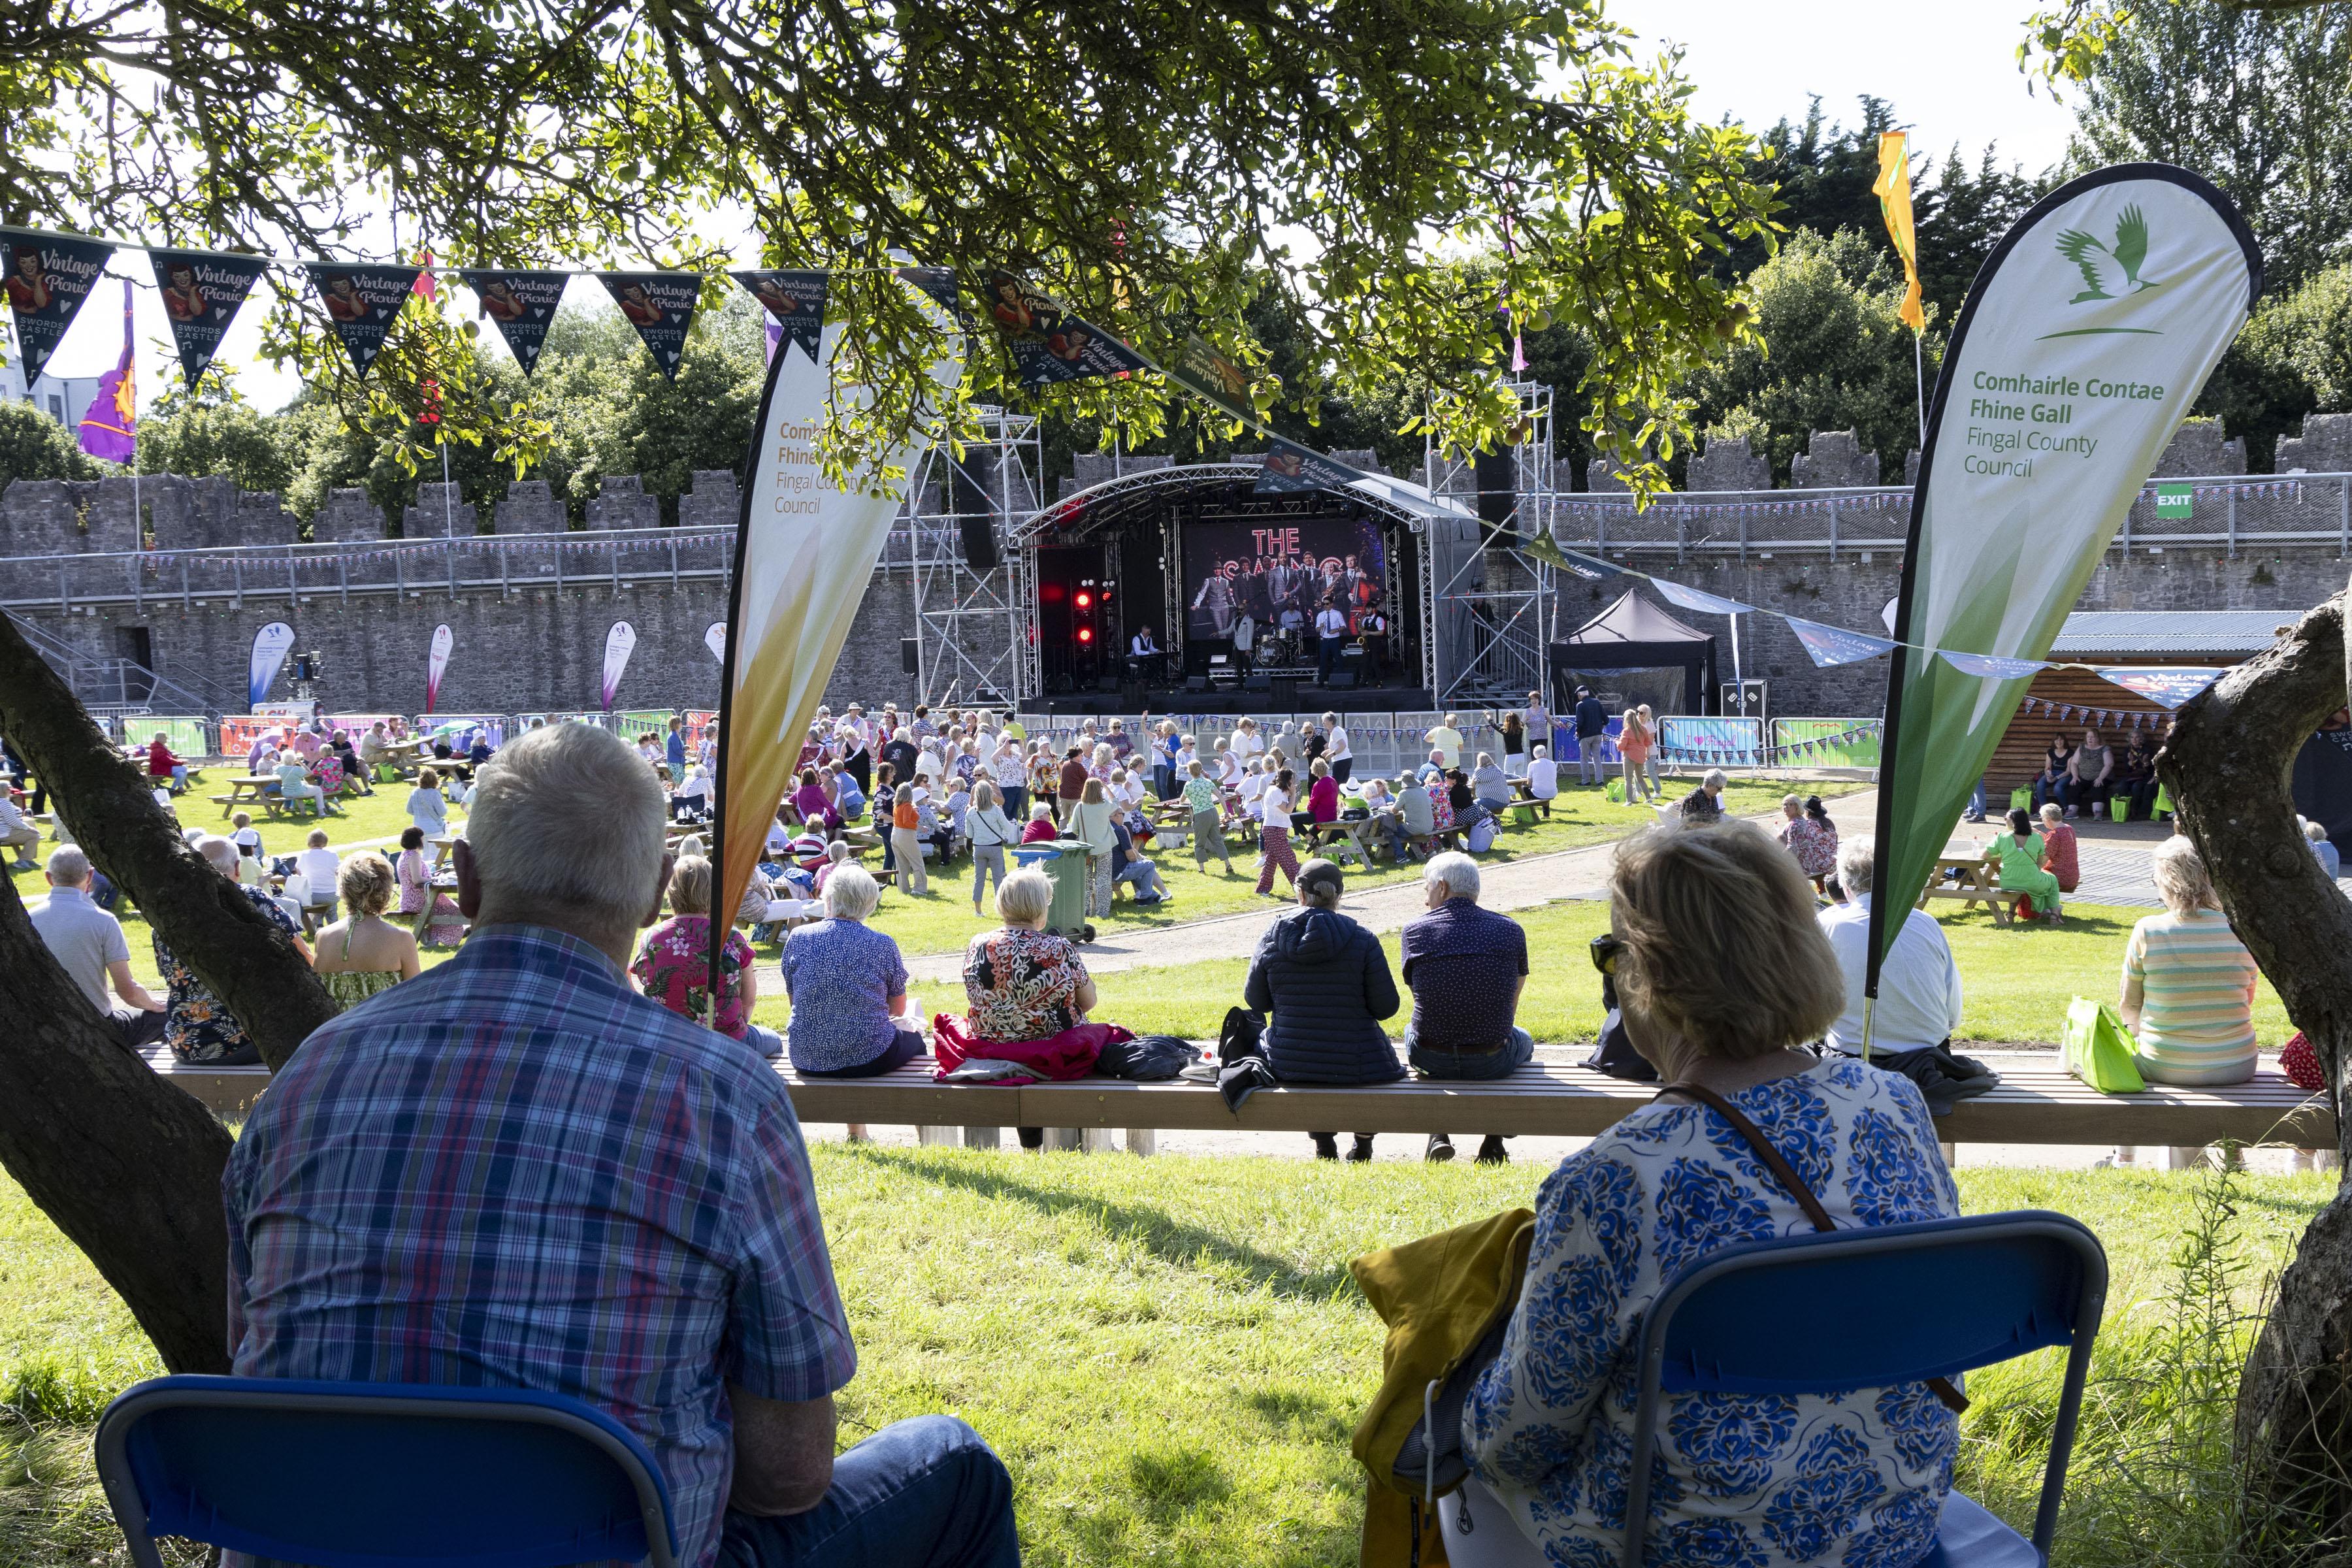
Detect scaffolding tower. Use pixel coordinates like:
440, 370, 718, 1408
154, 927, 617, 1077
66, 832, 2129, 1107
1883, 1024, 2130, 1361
889, 406, 1043, 708
1420, 378, 1561, 704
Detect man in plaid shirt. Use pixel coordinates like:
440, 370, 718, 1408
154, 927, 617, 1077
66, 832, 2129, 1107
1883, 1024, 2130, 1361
223, 723, 1017, 1568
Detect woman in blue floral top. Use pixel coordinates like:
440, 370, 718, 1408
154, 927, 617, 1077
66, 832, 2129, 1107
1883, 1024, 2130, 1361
1463, 820, 1961, 1568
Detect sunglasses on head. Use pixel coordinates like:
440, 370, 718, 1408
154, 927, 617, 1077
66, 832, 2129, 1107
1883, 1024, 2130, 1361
1590, 933, 1624, 977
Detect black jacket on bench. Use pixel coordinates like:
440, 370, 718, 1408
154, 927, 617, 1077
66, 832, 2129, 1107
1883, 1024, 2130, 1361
1243, 905, 1403, 1084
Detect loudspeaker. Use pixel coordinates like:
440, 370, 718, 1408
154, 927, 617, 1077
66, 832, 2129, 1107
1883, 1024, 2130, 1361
1474, 448, 1518, 536
1328, 671, 1358, 689
959, 515, 999, 570
1184, 676, 1209, 692
1244, 673, 1273, 693
900, 638, 919, 674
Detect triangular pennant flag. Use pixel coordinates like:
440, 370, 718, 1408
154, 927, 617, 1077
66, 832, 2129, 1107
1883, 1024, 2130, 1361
462, 270, 570, 376
733, 270, 828, 361
597, 270, 702, 380
305, 263, 423, 378
1257, 434, 1367, 495
981, 270, 1149, 389
1938, 650, 2050, 681
2094, 666, 2226, 710
1787, 615, 1898, 668
148, 248, 269, 389
1, 227, 116, 384
1649, 578, 1758, 617
1163, 331, 1256, 422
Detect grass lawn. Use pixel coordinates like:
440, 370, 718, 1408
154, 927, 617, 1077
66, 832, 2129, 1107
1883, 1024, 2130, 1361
0, 1154, 2331, 1567
745, 896, 2297, 1050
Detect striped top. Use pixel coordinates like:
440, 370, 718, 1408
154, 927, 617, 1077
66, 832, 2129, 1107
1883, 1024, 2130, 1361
2121, 908, 2259, 1083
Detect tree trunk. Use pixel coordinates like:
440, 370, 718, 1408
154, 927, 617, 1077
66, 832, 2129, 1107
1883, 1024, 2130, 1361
0, 612, 338, 1371
2163, 587, 2352, 1558
0, 875, 236, 1372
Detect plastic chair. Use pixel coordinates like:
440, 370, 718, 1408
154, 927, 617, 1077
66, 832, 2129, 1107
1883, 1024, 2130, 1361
1622, 1211, 2106, 1568
93, 1375, 679, 1568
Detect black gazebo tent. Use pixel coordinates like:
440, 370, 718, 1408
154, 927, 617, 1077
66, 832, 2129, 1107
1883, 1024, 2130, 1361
1549, 591, 1719, 715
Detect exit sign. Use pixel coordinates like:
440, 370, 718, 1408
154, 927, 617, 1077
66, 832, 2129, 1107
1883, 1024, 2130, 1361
2155, 483, 2194, 518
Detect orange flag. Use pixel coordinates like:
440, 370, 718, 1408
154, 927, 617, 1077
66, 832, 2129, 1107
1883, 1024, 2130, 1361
1873, 131, 1926, 333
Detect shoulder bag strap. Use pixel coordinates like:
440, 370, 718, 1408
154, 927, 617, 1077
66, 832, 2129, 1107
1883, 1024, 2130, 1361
1654, 1079, 1968, 1413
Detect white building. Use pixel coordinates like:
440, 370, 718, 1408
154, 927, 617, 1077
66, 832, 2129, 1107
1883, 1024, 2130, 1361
0, 362, 105, 431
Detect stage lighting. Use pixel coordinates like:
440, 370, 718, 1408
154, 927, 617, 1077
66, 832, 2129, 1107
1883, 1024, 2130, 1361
1076, 591, 1093, 609
1077, 627, 1094, 644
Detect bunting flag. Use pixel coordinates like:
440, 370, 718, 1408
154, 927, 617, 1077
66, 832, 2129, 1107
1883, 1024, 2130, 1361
426, 623, 453, 713
600, 621, 638, 711
1, 227, 114, 384
1256, 434, 1369, 495
76, 280, 137, 464
712, 273, 962, 986
1788, 616, 1897, 669
305, 263, 423, 378
596, 271, 702, 380
981, 270, 1149, 387
1649, 578, 1758, 617
1872, 133, 1927, 334
892, 265, 963, 318
1867, 164, 2260, 1017
1163, 331, 1256, 422
2094, 666, 2225, 709
463, 270, 570, 376
733, 269, 830, 361
148, 248, 269, 389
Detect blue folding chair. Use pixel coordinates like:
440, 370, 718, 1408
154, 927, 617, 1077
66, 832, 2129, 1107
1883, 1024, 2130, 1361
93, 1376, 678, 1568
1622, 1211, 2107, 1568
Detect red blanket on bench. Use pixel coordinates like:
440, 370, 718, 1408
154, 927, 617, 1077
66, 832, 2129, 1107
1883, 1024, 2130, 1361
929, 1015, 1131, 1083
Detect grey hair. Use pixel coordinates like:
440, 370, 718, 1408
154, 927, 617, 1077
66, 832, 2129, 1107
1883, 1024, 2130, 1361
996, 867, 1052, 924
1836, 834, 1876, 897
466, 723, 664, 928
46, 845, 91, 884
1703, 769, 1728, 790
195, 834, 240, 875
2151, 835, 2219, 915
824, 864, 882, 921
1424, 851, 1482, 902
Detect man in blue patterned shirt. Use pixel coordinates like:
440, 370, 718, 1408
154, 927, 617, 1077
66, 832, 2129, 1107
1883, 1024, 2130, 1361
224, 723, 1018, 1568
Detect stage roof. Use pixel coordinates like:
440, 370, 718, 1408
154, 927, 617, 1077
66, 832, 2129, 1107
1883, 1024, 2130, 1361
1561, 591, 1712, 646
1016, 459, 1477, 544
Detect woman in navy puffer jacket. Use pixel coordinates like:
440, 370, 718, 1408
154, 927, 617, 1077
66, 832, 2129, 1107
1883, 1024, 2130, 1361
1243, 857, 1402, 1160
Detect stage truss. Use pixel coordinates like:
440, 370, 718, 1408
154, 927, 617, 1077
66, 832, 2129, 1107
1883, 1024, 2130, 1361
891, 406, 1041, 708
1419, 378, 1561, 706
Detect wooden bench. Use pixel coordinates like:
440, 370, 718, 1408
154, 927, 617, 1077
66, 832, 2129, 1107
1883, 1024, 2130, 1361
1917, 852, 2014, 926
141, 1047, 2338, 1152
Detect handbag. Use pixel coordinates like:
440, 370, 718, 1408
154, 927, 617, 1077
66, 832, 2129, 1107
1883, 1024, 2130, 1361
2009, 787, 2033, 812
1657, 1081, 1968, 1415
2061, 997, 2146, 1094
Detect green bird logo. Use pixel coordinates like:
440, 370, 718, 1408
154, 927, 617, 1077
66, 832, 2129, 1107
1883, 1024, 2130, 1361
2054, 205, 2158, 302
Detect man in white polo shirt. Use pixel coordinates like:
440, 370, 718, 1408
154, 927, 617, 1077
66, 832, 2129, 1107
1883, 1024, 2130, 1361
29, 846, 167, 1050
1816, 834, 1963, 1056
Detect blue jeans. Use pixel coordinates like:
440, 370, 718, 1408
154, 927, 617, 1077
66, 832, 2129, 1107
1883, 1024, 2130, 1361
1406, 1024, 1535, 1081
716, 1414, 1019, 1568
1965, 777, 1987, 820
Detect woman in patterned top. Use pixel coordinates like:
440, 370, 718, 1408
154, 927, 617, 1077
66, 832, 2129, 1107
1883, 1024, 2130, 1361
629, 855, 780, 1057
310, 853, 420, 1009
156, 836, 308, 1064
962, 868, 1098, 1150
1775, 792, 1837, 889
1463, 821, 1961, 1568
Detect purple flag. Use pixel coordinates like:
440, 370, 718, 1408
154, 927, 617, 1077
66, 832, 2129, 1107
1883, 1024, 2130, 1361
1788, 615, 1897, 668
76, 280, 136, 463
2095, 666, 2225, 710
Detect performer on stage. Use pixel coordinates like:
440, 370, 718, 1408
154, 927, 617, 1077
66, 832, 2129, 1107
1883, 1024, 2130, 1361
1315, 598, 1350, 684
1128, 625, 1162, 682
1190, 563, 1236, 637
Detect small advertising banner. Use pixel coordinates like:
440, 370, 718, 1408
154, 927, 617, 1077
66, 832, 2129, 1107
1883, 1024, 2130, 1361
704, 621, 727, 663
981, 271, 1147, 389
426, 623, 453, 713
304, 263, 423, 378
462, 270, 571, 376
600, 621, 638, 711
1788, 616, 1897, 669
0, 227, 114, 384
148, 248, 270, 389
732, 270, 829, 361
597, 271, 702, 380
1255, 434, 1367, 496
248, 621, 297, 709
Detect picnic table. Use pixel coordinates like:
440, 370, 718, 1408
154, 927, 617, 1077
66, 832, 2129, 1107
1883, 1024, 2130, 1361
1918, 850, 2012, 926
1299, 816, 1380, 870
430, 834, 459, 870
214, 775, 319, 820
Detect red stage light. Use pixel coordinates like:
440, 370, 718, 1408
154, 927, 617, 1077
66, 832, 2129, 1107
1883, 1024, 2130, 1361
1075, 591, 1093, 609
1077, 627, 1094, 644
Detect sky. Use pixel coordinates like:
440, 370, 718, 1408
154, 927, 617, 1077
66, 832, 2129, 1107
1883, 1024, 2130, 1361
25, 2, 2085, 424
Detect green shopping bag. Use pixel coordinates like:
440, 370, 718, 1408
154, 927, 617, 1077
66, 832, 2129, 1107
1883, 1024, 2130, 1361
1605, 777, 1625, 803
2062, 996, 2146, 1094
2009, 787, 2032, 812
2109, 791, 2133, 823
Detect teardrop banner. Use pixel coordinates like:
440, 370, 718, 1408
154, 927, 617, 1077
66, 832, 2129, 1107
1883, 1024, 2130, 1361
732, 270, 829, 361
248, 621, 297, 709
304, 263, 423, 378
711, 277, 963, 970
704, 622, 726, 664
426, 623, 453, 713
1, 227, 115, 384
148, 248, 270, 389
462, 270, 571, 376
1866, 163, 2260, 1013
600, 621, 637, 712
597, 271, 702, 380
